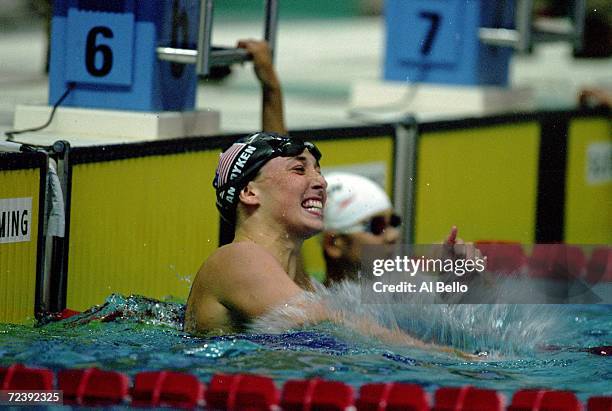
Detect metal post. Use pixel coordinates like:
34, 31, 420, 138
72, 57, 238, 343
196, 0, 214, 76
515, 0, 533, 52
572, 0, 586, 53
264, 0, 279, 62
393, 117, 418, 244
47, 141, 71, 312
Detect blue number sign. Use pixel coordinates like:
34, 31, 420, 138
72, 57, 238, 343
65, 9, 134, 86
49, 0, 199, 112
392, 1, 462, 67
384, 0, 514, 86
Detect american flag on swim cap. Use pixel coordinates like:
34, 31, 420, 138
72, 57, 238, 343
214, 143, 247, 188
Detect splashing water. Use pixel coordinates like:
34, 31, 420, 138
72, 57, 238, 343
43, 294, 185, 330
250, 281, 572, 357
1, 293, 610, 399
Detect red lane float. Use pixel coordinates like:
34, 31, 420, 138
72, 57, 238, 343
58, 367, 129, 405
433, 386, 505, 411
281, 378, 354, 411
586, 247, 612, 283
356, 382, 429, 411
1, 364, 610, 410
475, 241, 527, 274
587, 396, 612, 411
205, 373, 278, 410
509, 389, 582, 411
0, 363, 53, 390
132, 370, 205, 408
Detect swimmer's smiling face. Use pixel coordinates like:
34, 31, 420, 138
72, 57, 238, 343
249, 149, 327, 238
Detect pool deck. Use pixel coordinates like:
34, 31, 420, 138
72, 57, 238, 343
1, 17, 610, 146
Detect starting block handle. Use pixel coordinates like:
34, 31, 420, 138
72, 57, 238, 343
478, 0, 533, 52
479, 0, 585, 53
156, 0, 279, 76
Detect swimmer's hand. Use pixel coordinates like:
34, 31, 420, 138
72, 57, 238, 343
578, 87, 612, 109
237, 39, 280, 92
431, 226, 484, 264
444, 226, 478, 260
438, 346, 483, 361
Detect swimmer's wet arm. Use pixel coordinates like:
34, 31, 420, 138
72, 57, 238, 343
371, 327, 477, 359
237, 39, 286, 135
286, 303, 478, 360
343, 315, 479, 360
184, 266, 233, 334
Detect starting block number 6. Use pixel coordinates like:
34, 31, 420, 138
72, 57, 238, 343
85, 26, 114, 77
65, 9, 134, 86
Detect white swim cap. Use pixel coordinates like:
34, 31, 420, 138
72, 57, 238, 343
324, 172, 392, 232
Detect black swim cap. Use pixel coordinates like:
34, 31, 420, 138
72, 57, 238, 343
213, 132, 322, 223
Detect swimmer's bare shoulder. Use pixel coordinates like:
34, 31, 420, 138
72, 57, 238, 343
185, 242, 303, 335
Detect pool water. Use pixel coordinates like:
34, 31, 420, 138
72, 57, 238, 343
0, 294, 610, 401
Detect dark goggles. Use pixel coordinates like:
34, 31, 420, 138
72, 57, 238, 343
233, 135, 321, 187
363, 214, 402, 236
258, 134, 321, 162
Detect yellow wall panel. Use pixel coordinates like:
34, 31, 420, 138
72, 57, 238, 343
301, 137, 394, 280
565, 117, 612, 244
67, 150, 220, 310
415, 123, 540, 244
0, 168, 41, 323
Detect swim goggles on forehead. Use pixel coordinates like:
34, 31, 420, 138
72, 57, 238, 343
249, 133, 322, 162
231, 135, 322, 190
342, 214, 402, 236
